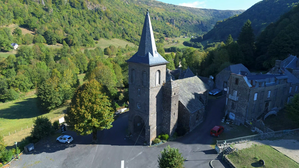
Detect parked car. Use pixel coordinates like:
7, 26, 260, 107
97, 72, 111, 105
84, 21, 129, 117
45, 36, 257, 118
209, 89, 222, 96
56, 135, 73, 143
210, 126, 224, 137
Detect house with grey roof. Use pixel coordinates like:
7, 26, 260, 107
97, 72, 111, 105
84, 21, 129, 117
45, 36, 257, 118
127, 11, 209, 145
216, 64, 250, 90
225, 71, 296, 124
268, 57, 299, 97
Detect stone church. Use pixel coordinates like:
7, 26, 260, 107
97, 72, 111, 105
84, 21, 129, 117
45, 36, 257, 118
127, 11, 209, 145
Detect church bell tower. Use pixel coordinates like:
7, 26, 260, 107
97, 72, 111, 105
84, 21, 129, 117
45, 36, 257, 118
127, 10, 168, 145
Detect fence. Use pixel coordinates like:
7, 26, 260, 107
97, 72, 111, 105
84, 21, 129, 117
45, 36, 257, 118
216, 128, 299, 147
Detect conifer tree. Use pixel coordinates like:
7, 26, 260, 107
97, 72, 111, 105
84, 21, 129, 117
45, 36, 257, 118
238, 20, 256, 69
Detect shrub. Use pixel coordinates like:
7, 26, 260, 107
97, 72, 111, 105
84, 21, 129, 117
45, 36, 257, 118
5, 88, 19, 101
158, 145, 185, 168
152, 138, 161, 145
31, 117, 54, 141
53, 120, 59, 130
114, 102, 120, 109
119, 93, 124, 101
0, 149, 13, 163
161, 134, 169, 141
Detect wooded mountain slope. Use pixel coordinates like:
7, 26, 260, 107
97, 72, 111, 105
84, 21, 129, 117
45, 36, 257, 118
255, 4, 299, 69
0, 0, 242, 47
198, 0, 299, 43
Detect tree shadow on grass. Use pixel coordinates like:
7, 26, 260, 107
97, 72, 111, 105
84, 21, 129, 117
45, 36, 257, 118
0, 98, 64, 119
251, 161, 263, 167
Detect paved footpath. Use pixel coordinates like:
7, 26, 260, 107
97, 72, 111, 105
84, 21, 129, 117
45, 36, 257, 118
10, 97, 229, 168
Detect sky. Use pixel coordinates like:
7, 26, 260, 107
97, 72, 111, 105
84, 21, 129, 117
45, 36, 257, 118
156, 0, 262, 10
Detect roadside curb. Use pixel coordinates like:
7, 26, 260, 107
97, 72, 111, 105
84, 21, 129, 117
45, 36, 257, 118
209, 159, 214, 168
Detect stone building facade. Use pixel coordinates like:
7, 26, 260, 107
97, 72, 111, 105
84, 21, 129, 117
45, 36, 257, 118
127, 11, 209, 145
226, 73, 295, 124
216, 64, 250, 90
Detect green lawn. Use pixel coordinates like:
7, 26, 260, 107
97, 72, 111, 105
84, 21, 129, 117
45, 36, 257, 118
228, 144, 299, 168
93, 38, 136, 49
0, 95, 65, 137
0, 51, 16, 58
163, 37, 191, 49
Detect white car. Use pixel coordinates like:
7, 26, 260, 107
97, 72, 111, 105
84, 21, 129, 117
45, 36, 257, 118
56, 135, 73, 144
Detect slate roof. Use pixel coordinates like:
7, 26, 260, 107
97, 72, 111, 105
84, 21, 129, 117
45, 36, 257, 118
127, 11, 168, 66
176, 76, 209, 113
179, 67, 195, 79
225, 64, 250, 74
246, 74, 284, 80
281, 67, 299, 84
281, 55, 298, 69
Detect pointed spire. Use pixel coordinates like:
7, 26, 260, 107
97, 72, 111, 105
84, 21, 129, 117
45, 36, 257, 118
137, 11, 158, 57
127, 10, 168, 66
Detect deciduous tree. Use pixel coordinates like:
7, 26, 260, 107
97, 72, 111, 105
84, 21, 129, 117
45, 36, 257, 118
65, 79, 114, 143
158, 145, 185, 168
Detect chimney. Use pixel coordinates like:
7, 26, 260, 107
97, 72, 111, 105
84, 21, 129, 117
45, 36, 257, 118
275, 60, 282, 68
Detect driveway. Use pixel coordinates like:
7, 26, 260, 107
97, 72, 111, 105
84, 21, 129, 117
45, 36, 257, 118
10, 97, 227, 168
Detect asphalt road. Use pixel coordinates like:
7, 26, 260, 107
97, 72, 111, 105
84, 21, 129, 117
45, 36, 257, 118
10, 96, 228, 168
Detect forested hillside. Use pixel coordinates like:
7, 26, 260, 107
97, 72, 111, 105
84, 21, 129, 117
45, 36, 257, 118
255, 4, 299, 69
196, 0, 299, 43
0, 0, 242, 48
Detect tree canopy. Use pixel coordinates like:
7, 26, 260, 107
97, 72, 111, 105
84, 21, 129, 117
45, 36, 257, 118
65, 79, 114, 143
158, 145, 185, 168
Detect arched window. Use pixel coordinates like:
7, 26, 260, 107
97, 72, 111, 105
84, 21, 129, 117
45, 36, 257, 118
156, 70, 161, 86
131, 69, 135, 84
142, 71, 147, 86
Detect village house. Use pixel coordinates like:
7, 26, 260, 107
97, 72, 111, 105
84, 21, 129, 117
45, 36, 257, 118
127, 11, 209, 144
225, 70, 299, 124
215, 63, 250, 91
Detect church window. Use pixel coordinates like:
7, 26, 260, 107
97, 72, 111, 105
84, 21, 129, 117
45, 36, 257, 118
289, 87, 292, 93
156, 70, 161, 86
142, 71, 147, 86
267, 91, 271, 98
131, 69, 135, 84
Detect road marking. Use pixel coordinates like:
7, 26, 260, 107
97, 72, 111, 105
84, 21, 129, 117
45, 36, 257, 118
127, 151, 143, 163
121, 160, 124, 168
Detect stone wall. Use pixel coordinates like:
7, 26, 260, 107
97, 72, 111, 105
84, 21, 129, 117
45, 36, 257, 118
178, 101, 190, 134
162, 80, 179, 136
216, 69, 231, 90
226, 74, 250, 124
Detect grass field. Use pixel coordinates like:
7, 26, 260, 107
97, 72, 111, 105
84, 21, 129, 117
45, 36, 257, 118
92, 38, 136, 49
0, 95, 65, 139
163, 37, 191, 49
228, 144, 299, 168
0, 50, 16, 58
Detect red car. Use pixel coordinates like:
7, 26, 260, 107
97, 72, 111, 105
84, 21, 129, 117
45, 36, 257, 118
210, 126, 224, 137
